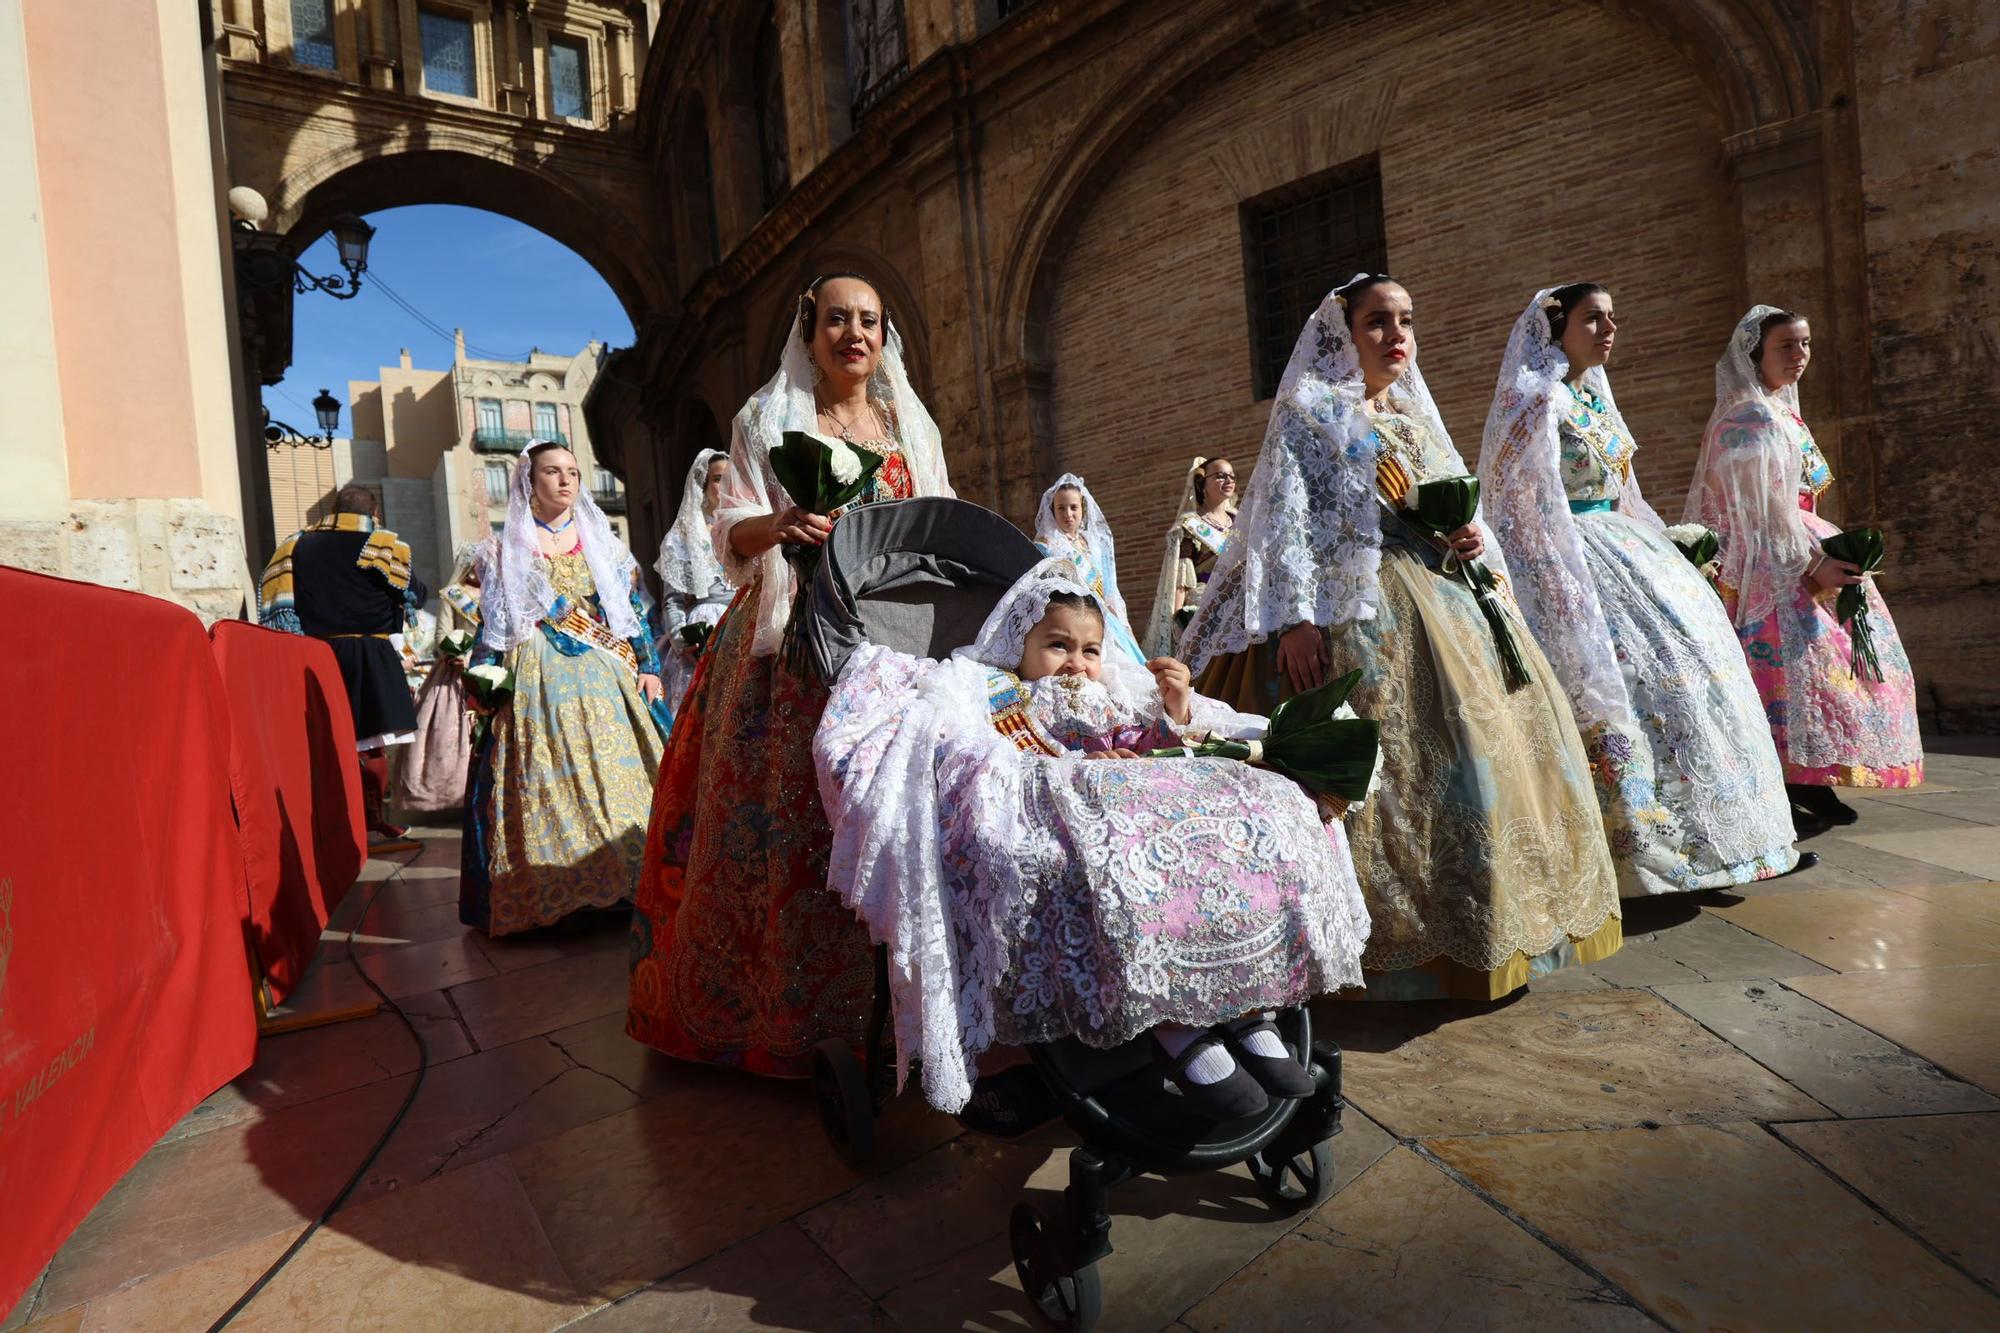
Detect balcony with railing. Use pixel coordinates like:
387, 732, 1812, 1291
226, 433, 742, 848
590, 476, 626, 513
474, 428, 568, 453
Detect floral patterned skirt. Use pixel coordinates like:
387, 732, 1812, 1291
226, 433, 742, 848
1575, 512, 1799, 895
459, 632, 664, 935
626, 587, 875, 1077
1195, 543, 1622, 999
1723, 503, 1923, 788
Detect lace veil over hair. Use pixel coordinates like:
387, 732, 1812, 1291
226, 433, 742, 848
1143, 457, 1213, 658
1178, 275, 1483, 673
1478, 286, 1662, 729
1684, 304, 1816, 629
479, 440, 643, 652
1033, 474, 1128, 619
713, 289, 953, 657
655, 447, 729, 599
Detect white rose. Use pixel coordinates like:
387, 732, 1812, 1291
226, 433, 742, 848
1664, 523, 1713, 546
466, 664, 509, 689
805, 429, 863, 486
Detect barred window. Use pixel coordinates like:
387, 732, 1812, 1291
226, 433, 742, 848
754, 7, 790, 208
476, 398, 503, 433
549, 37, 588, 120
419, 9, 476, 98
1241, 156, 1387, 400
846, 0, 907, 116
533, 402, 560, 439
290, 0, 337, 70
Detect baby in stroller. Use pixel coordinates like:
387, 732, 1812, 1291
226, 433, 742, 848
816, 554, 1373, 1121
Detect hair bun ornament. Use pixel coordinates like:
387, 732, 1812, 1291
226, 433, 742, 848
1540, 295, 1562, 312
1333, 293, 1349, 310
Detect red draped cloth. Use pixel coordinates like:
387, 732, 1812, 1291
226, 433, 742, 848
210, 621, 367, 1002
0, 570, 257, 1312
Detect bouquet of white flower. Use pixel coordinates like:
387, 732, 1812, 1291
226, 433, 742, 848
436, 629, 476, 661
464, 662, 516, 748
770, 429, 886, 675
1664, 523, 1721, 581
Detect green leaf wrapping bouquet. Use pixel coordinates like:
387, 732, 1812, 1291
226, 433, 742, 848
770, 430, 885, 677
676, 621, 713, 652
463, 662, 516, 750
1663, 523, 1720, 578
1400, 476, 1533, 690
1150, 669, 1383, 820
436, 628, 477, 662
1820, 526, 1887, 683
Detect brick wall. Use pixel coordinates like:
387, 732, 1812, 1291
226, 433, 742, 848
1045, 0, 1741, 619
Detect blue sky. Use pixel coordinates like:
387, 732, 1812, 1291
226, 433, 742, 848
273, 205, 633, 435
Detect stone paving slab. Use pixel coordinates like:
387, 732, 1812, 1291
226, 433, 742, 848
1707, 882, 2000, 972
1654, 978, 1998, 1118
1845, 826, 2000, 879
1327, 989, 1828, 1138
1790, 964, 2000, 1095
1775, 1114, 2000, 1289
1429, 1122, 2000, 1330
1183, 1148, 1651, 1332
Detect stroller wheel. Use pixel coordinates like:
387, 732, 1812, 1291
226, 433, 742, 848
1247, 1138, 1334, 1211
810, 1038, 875, 1166
1010, 1202, 1104, 1331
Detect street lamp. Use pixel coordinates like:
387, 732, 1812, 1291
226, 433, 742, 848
264, 389, 340, 449
294, 212, 375, 300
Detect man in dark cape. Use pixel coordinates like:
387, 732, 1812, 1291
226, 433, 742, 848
258, 483, 429, 849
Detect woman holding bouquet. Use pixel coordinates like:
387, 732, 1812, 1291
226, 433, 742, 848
1183, 274, 1620, 999
1033, 474, 1146, 660
1144, 457, 1236, 657
654, 448, 734, 716
1480, 285, 1800, 893
627, 273, 953, 1076
1687, 306, 1922, 831
459, 441, 669, 935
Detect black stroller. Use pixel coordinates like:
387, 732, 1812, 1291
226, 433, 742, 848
803, 497, 1345, 1332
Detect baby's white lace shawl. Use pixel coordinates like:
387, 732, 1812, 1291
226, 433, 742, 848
812, 559, 1266, 1111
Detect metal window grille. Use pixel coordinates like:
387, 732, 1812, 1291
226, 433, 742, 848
754, 8, 789, 208
846, 0, 907, 117
1241, 157, 1387, 400
419, 9, 476, 98
533, 402, 560, 437
549, 38, 587, 119
290, 0, 337, 69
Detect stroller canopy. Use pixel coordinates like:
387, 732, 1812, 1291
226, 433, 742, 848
807, 497, 1043, 680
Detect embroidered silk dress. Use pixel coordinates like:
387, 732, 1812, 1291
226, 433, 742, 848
1711, 405, 1923, 787
627, 441, 920, 1077
460, 549, 668, 934
395, 569, 482, 813
1191, 409, 1622, 999
1477, 299, 1801, 898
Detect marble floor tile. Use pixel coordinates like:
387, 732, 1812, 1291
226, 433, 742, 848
1776, 1113, 2000, 1289
344, 933, 499, 999
1182, 1148, 1650, 1332
571, 1222, 889, 1332
1790, 964, 2000, 1094
873, 1112, 1398, 1333
32, 1078, 412, 1312
1845, 825, 2000, 880
449, 950, 633, 1050
541, 1011, 681, 1100
1654, 979, 1997, 1117
1707, 883, 2000, 972
1429, 1122, 2000, 1330
1323, 989, 1827, 1138
1587, 904, 1830, 986
349, 896, 474, 949
506, 1064, 962, 1302
468, 930, 570, 974
1760, 837, 1981, 895
1865, 788, 2000, 827
75, 1158, 588, 1333
1811, 798, 1992, 837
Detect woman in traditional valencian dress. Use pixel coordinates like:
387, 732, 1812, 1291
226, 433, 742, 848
460, 442, 670, 935
1033, 473, 1146, 661
1144, 457, 1236, 657
394, 543, 485, 813
1183, 275, 1620, 999
627, 273, 954, 1076
654, 448, 734, 718
1480, 285, 1801, 894
1687, 306, 1923, 833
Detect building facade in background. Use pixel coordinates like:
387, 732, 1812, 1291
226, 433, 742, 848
267, 335, 624, 598
0, 1, 253, 624
581, 0, 1998, 732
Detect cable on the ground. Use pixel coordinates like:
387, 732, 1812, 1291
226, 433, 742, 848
204, 862, 433, 1332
